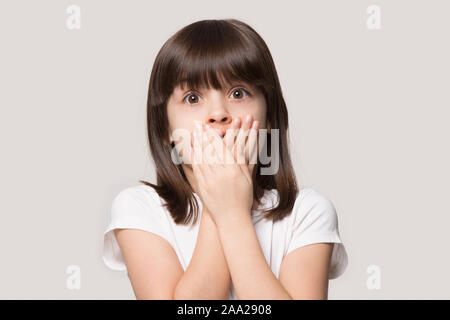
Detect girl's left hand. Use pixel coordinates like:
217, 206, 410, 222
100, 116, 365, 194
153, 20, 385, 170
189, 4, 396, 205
191, 116, 259, 225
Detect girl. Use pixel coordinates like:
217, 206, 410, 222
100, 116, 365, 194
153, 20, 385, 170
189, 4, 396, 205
102, 18, 348, 300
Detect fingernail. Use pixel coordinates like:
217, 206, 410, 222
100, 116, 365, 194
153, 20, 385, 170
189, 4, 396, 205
245, 114, 252, 124
233, 118, 240, 126
194, 122, 202, 131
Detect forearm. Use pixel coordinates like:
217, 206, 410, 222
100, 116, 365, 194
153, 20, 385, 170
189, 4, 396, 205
173, 209, 231, 299
215, 213, 292, 300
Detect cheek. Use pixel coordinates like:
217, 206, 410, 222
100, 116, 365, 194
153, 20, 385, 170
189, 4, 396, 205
243, 100, 267, 128
168, 111, 197, 133
168, 114, 197, 153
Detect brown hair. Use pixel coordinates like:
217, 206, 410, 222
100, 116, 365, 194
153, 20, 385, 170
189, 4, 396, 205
139, 18, 298, 225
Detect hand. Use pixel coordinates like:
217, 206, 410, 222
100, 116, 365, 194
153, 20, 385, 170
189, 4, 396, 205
224, 115, 260, 177
191, 115, 259, 224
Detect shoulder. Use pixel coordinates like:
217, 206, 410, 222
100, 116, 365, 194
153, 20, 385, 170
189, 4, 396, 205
113, 184, 162, 205
110, 184, 165, 220
103, 184, 172, 271
283, 188, 348, 280
295, 188, 335, 210
291, 188, 339, 227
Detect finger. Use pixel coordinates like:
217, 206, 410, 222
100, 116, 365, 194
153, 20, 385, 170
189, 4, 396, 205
181, 128, 194, 165
247, 120, 259, 172
184, 131, 193, 165
192, 123, 203, 165
223, 118, 240, 164
233, 114, 253, 165
192, 124, 206, 182
224, 117, 240, 151
200, 123, 216, 176
205, 124, 225, 166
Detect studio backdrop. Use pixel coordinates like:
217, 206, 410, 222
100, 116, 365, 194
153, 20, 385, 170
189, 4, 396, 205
0, 0, 449, 299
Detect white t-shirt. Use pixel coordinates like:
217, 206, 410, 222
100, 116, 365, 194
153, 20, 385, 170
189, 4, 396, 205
102, 184, 348, 300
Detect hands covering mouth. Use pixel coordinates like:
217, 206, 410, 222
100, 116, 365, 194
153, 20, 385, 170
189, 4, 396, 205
207, 114, 257, 142
192, 114, 259, 167
190, 114, 260, 223
208, 128, 226, 139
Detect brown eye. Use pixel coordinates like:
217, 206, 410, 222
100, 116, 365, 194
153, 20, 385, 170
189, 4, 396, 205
230, 88, 249, 100
183, 93, 201, 105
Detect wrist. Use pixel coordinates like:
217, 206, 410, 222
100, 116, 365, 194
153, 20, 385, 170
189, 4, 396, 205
214, 208, 253, 230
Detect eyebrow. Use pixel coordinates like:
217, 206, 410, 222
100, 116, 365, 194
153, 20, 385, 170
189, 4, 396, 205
177, 81, 251, 95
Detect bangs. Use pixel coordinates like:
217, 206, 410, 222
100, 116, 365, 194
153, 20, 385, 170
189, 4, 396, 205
160, 20, 268, 95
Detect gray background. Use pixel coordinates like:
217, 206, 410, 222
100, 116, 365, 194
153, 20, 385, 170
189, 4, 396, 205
0, 0, 449, 299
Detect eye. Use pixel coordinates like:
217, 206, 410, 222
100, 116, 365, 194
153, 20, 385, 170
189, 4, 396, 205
183, 92, 202, 105
230, 87, 250, 100
182, 87, 251, 105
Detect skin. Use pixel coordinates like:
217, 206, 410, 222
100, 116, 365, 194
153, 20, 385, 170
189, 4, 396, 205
114, 80, 334, 299
167, 80, 267, 207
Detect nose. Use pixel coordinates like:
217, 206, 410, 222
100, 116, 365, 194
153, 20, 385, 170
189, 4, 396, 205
206, 110, 232, 136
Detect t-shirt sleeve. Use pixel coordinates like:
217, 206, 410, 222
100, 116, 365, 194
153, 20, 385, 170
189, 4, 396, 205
285, 189, 349, 280
101, 187, 168, 271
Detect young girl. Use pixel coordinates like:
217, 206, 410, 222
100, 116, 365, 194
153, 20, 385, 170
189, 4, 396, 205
102, 18, 348, 300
